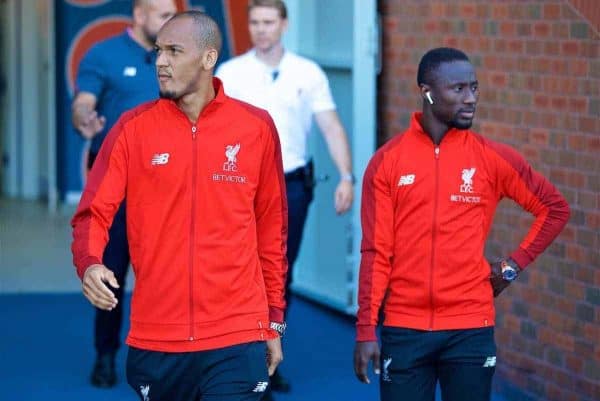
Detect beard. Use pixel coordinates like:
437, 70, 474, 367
159, 90, 177, 100
450, 119, 473, 130
449, 111, 474, 130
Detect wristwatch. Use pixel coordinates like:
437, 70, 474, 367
341, 172, 356, 184
500, 258, 520, 282
269, 321, 287, 337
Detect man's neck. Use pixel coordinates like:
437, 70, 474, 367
129, 26, 153, 51
176, 79, 217, 123
420, 111, 449, 146
254, 43, 285, 68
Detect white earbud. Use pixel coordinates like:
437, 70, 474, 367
425, 92, 434, 105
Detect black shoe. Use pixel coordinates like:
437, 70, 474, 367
261, 390, 275, 401
270, 370, 291, 393
90, 352, 116, 388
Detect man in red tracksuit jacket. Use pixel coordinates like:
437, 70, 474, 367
72, 12, 288, 401
353, 48, 569, 401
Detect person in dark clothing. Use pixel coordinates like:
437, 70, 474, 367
71, 0, 176, 388
353, 47, 570, 401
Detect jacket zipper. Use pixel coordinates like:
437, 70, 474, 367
429, 146, 440, 330
189, 125, 198, 340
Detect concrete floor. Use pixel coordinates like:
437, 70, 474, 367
0, 198, 135, 293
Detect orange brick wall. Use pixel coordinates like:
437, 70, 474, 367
378, 1, 599, 401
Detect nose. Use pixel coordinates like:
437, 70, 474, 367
155, 51, 167, 68
464, 88, 477, 104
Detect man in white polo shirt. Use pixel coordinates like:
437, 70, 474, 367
216, 0, 354, 397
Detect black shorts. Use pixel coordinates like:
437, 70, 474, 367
126, 341, 269, 401
380, 327, 496, 401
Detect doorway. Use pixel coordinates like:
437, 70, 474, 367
0, 0, 57, 209
284, 0, 379, 314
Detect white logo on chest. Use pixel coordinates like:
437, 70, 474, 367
151, 153, 169, 165
223, 143, 240, 171
213, 143, 247, 184
460, 168, 476, 193
123, 66, 137, 77
398, 174, 415, 186
451, 167, 481, 203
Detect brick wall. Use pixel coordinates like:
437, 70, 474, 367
378, 1, 599, 400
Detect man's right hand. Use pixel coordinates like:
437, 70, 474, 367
73, 108, 106, 140
353, 341, 381, 384
82, 264, 119, 310
72, 93, 104, 140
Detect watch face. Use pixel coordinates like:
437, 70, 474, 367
502, 266, 518, 281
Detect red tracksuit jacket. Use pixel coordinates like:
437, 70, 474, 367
72, 79, 288, 352
356, 113, 569, 341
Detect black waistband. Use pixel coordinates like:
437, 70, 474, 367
284, 166, 306, 181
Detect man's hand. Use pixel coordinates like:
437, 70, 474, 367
266, 336, 283, 376
334, 180, 353, 215
72, 93, 104, 140
73, 108, 106, 140
82, 264, 119, 310
353, 341, 380, 384
490, 260, 511, 297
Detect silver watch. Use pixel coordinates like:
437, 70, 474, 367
269, 321, 287, 337
341, 173, 355, 184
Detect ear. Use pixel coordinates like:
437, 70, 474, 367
281, 18, 289, 34
202, 48, 219, 70
419, 85, 433, 105
133, 6, 145, 26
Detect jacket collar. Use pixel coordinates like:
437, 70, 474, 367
409, 112, 467, 146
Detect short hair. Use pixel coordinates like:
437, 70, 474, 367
417, 47, 470, 86
168, 11, 222, 53
248, 0, 287, 19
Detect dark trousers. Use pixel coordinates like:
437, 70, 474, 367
89, 151, 130, 355
126, 342, 269, 401
380, 327, 496, 401
284, 171, 313, 306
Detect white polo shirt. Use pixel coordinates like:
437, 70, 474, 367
216, 50, 336, 173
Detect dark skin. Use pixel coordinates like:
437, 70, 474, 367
353, 59, 481, 384
420, 60, 478, 145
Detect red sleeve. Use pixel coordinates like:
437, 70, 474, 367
71, 117, 129, 280
487, 141, 570, 268
356, 149, 394, 341
253, 114, 288, 323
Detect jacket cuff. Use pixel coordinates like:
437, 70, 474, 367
269, 306, 285, 323
76, 256, 102, 280
265, 328, 279, 340
356, 324, 377, 342
510, 247, 533, 270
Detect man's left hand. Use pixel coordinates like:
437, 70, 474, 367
266, 337, 283, 376
490, 260, 511, 297
334, 180, 353, 215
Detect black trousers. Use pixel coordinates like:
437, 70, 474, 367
89, 151, 130, 355
126, 342, 269, 401
283, 166, 314, 306
380, 327, 496, 401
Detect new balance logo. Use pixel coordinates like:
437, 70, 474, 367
139, 384, 150, 401
382, 357, 392, 382
151, 153, 170, 166
123, 66, 137, 77
483, 356, 496, 367
398, 174, 415, 186
252, 381, 269, 392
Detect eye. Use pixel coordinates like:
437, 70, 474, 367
454, 85, 463, 92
